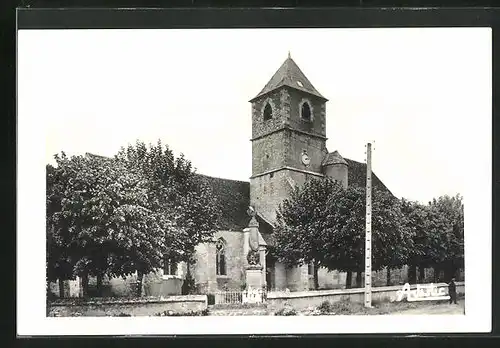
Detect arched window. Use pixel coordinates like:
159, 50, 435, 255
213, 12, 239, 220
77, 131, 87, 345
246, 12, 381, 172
308, 262, 314, 275
301, 101, 312, 121
216, 238, 227, 276
263, 102, 273, 121
163, 254, 178, 276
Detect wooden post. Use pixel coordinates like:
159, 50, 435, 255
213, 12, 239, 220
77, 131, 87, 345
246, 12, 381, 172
365, 142, 373, 308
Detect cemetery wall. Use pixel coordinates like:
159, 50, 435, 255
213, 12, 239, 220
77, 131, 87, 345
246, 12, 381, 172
48, 295, 208, 317
267, 282, 465, 310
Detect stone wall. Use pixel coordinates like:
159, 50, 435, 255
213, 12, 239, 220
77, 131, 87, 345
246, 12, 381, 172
315, 266, 412, 290
49, 279, 81, 298
251, 168, 318, 222
285, 130, 327, 173
287, 88, 326, 137
48, 295, 208, 317
192, 231, 244, 293
215, 230, 245, 290
251, 90, 287, 140
48, 264, 188, 299
192, 242, 217, 294
251, 131, 287, 175
323, 163, 348, 189
267, 282, 465, 310
285, 264, 309, 291
273, 262, 287, 290
317, 269, 347, 289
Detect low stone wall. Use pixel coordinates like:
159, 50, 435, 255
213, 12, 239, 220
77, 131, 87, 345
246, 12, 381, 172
48, 295, 207, 317
48, 270, 185, 299
267, 282, 465, 310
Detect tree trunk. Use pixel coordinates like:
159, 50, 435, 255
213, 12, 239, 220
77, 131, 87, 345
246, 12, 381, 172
346, 271, 353, 289
182, 263, 193, 295
386, 268, 391, 286
58, 278, 65, 298
355, 271, 362, 288
96, 274, 103, 297
136, 271, 144, 297
313, 262, 319, 290
419, 266, 425, 283
433, 265, 440, 283
81, 273, 89, 298
444, 262, 454, 282
408, 265, 417, 284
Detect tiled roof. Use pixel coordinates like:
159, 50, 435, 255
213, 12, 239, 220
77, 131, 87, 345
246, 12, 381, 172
198, 158, 392, 233
196, 174, 250, 231
261, 233, 276, 248
251, 56, 327, 102
84, 154, 392, 233
322, 150, 348, 166
344, 158, 393, 196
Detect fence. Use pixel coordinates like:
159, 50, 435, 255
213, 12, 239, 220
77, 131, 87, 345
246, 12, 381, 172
214, 289, 266, 305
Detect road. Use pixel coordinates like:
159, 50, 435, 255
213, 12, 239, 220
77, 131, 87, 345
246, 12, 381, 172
393, 299, 465, 315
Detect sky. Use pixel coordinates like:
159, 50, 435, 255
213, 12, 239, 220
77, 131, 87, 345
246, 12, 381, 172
17, 27, 492, 335
18, 28, 491, 204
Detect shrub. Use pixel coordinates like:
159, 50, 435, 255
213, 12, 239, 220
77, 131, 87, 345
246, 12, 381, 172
274, 307, 297, 316
115, 312, 131, 317
314, 298, 354, 315
317, 300, 333, 314
153, 309, 209, 316
181, 270, 196, 295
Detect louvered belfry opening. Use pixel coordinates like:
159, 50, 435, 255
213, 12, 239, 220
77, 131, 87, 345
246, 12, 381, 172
301, 102, 311, 121
263, 103, 272, 121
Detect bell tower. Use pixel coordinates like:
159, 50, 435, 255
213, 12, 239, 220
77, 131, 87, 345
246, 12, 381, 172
249, 54, 329, 222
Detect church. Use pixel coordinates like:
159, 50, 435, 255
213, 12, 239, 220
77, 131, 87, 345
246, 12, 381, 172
181, 53, 395, 294
50, 54, 402, 298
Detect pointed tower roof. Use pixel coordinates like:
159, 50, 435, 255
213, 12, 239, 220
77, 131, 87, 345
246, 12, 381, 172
250, 54, 327, 102
322, 150, 348, 166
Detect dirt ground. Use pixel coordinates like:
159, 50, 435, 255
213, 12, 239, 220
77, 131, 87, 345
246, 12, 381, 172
392, 299, 465, 315
47, 298, 465, 317
208, 298, 466, 316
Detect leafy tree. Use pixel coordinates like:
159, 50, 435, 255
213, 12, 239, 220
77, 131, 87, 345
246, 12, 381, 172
274, 177, 412, 289
426, 194, 464, 281
274, 178, 344, 288
400, 194, 464, 283
115, 140, 220, 294
401, 199, 431, 283
116, 141, 220, 259
46, 159, 77, 297
47, 152, 168, 296
47, 142, 221, 298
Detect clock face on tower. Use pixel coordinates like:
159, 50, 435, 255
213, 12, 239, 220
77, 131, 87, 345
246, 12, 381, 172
301, 152, 311, 166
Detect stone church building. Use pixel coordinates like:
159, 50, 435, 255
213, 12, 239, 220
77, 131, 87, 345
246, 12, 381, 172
185, 54, 396, 294
50, 55, 407, 298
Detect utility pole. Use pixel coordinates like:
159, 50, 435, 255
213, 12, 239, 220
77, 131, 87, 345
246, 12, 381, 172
365, 142, 373, 308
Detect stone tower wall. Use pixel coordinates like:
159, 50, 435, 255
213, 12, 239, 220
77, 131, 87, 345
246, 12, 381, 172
324, 163, 349, 189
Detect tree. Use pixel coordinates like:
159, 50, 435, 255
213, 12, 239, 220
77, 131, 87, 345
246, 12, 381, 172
115, 141, 221, 294
47, 152, 170, 296
47, 142, 221, 298
401, 199, 431, 283
426, 194, 464, 281
46, 159, 77, 297
274, 178, 344, 288
400, 194, 464, 284
274, 177, 413, 289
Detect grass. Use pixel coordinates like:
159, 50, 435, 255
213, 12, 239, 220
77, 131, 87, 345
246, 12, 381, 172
154, 309, 209, 316
211, 302, 268, 309
274, 307, 298, 316
312, 295, 465, 316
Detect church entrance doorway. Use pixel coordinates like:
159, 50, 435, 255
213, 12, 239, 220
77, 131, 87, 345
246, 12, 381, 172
265, 252, 276, 291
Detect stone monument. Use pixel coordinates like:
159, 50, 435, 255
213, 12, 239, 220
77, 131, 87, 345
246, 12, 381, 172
244, 206, 266, 289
